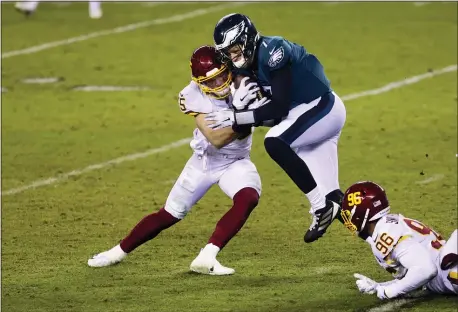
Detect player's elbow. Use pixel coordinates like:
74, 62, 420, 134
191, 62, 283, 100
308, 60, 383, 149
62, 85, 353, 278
260, 100, 289, 121
270, 95, 290, 118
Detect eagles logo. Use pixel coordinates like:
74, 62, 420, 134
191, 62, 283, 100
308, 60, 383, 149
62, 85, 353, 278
215, 21, 245, 50
268, 46, 284, 68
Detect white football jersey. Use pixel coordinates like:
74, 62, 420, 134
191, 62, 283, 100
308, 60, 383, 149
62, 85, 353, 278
178, 81, 252, 157
368, 213, 457, 294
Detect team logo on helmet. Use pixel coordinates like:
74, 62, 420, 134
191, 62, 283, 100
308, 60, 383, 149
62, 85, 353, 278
215, 21, 245, 50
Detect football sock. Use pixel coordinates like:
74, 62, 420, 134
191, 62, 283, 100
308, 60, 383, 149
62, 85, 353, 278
201, 243, 221, 258
120, 208, 180, 253
264, 137, 322, 207
208, 187, 259, 249
306, 187, 326, 213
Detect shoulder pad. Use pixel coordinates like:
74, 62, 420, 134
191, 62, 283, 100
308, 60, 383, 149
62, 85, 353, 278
178, 82, 212, 116
259, 36, 291, 71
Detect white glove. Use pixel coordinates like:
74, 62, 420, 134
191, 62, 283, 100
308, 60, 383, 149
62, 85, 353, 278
232, 77, 260, 110
205, 109, 235, 130
354, 273, 379, 294
248, 96, 271, 110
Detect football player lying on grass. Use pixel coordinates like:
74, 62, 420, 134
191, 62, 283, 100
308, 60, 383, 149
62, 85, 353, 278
88, 45, 263, 275
340, 181, 458, 299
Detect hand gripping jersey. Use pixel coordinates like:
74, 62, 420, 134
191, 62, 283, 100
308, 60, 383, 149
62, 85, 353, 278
368, 213, 457, 296
178, 81, 252, 157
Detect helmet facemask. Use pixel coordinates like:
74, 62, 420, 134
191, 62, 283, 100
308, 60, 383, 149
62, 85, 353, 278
192, 64, 232, 99
218, 32, 259, 69
341, 206, 372, 237
341, 207, 360, 236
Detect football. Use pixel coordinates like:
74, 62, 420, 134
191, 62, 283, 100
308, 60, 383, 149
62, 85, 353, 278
232, 74, 268, 106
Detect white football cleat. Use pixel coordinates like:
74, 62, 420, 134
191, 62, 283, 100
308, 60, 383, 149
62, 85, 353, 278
190, 249, 235, 276
14, 2, 35, 16
88, 244, 127, 267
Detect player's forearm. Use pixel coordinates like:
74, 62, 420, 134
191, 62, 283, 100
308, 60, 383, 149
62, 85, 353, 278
234, 104, 287, 126
196, 114, 239, 149
383, 265, 436, 298
212, 129, 239, 149
234, 65, 292, 125
379, 280, 397, 287
382, 240, 438, 298
203, 125, 238, 149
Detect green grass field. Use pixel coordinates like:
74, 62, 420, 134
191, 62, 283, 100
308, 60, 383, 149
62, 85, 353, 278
1, 2, 457, 312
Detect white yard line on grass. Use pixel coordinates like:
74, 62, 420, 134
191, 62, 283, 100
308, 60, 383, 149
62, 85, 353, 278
1, 138, 192, 196
1, 65, 456, 196
341, 65, 457, 101
413, 2, 429, 7
1, 2, 246, 59
415, 174, 445, 185
366, 288, 428, 312
367, 298, 419, 312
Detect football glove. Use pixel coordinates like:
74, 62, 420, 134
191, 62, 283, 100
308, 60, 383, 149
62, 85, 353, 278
205, 109, 235, 130
232, 77, 260, 110
354, 273, 379, 294
248, 96, 271, 110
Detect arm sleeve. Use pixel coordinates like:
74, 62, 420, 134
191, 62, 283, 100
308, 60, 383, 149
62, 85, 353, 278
382, 239, 438, 298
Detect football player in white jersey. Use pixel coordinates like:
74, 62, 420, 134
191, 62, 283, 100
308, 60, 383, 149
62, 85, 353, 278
88, 46, 262, 275
340, 181, 458, 300
15, 1, 102, 19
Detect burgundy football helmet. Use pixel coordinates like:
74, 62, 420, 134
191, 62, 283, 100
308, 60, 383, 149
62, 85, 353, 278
190, 45, 232, 99
341, 181, 391, 235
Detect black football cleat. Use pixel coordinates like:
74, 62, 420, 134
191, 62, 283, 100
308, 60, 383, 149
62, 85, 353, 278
304, 200, 340, 243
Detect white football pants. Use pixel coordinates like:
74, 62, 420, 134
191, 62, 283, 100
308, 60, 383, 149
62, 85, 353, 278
265, 91, 346, 197
164, 153, 262, 219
